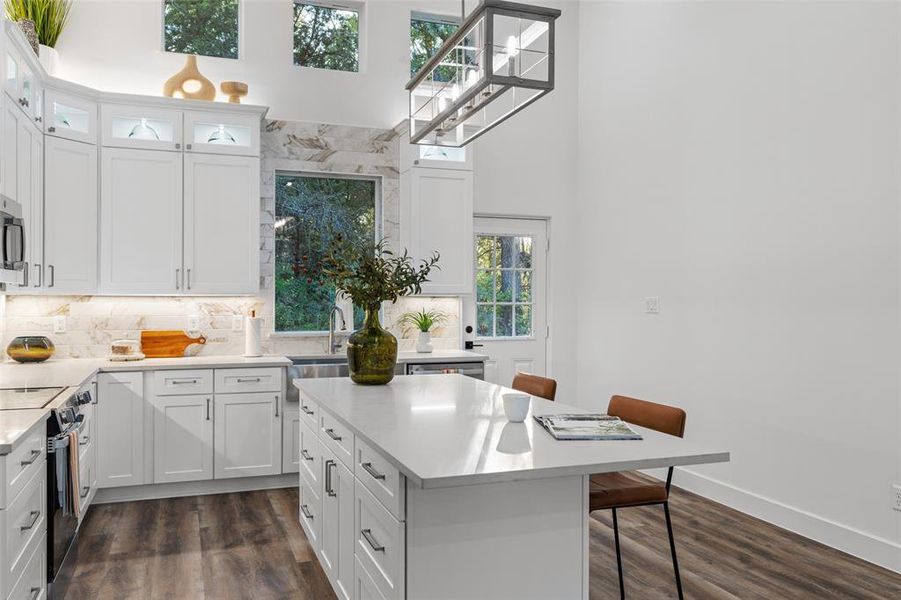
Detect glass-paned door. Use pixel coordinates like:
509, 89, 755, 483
466, 217, 547, 386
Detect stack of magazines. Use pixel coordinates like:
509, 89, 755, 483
533, 414, 643, 441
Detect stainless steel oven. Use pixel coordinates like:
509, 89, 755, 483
0, 194, 25, 284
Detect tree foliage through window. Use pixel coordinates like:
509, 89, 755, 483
294, 3, 359, 72
164, 0, 239, 59
411, 15, 459, 82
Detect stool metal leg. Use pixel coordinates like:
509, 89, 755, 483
663, 501, 684, 600
612, 508, 625, 599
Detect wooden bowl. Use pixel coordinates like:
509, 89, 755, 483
220, 81, 249, 104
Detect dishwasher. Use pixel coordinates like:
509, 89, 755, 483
406, 361, 485, 379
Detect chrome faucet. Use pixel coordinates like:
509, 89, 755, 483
328, 305, 347, 354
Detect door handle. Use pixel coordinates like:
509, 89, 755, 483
175, 268, 180, 290
361, 529, 385, 552
33, 263, 40, 287
19, 261, 28, 287
361, 462, 386, 481
325, 459, 336, 497
275, 395, 279, 418
186, 268, 191, 290
48, 264, 54, 287
206, 397, 210, 421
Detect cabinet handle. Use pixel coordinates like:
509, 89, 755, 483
186, 143, 192, 150
301, 405, 314, 416
325, 428, 342, 442
361, 462, 386, 481
175, 143, 181, 150
19, 510, 40, 531
175, 268, 180, 290
19, 449, 41, 467
171, 379, 199, 385
35, 116, 41, 123
80, 485, 90, 499
275, 395, 279, 418
325, 459, 336, 497
19, 261, 28, 287
48, 264, 54, 287
301, 449, 313, 462
361, 529, 385, 553
48, 126, 56, 133
79, 435, 90, 446
33, 263, 41, 287
206, 397, 210, 421
236, 377, 261, 383
300, 504, 313, 520
28, 586, 41, 600
186, 268, 191, 289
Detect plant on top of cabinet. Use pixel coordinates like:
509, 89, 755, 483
4, 0, 73, 73
311, 237, 439, 384
398, 308, 448, 354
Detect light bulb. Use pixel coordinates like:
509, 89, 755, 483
506, 35, 518, 56
450, 84, 460, 100
466, 69, 479, 87
438, 97, 448, 112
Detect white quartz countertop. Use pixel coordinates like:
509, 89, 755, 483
295, 375, 730, 489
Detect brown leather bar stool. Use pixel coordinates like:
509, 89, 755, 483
589, 395, 687, 600
511, 372, 557, 401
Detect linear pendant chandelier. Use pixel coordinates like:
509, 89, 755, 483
407, 0, 562, 148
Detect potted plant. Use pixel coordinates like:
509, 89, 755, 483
398, 309, 447, 353
317, 236, 439, 385
3, 0, 73, 74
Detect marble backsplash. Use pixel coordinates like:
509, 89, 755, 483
0, 295, 461, 359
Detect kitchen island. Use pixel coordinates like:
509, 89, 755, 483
295, 374, 729, 600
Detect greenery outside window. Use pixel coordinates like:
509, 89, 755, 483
294, 1, 361, 72
164, 0, 239, 59
476, 235, 534, 338
410, 11, 459, 82
275, 173, 379, 333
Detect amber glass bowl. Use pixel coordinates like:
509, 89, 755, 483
7, 336, 55, 363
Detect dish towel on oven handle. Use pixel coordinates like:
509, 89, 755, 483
68, 431, 81, 517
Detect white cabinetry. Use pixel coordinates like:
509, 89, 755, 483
45, 89, 96, 144
151, 394, 213, 483
100, 104, 182, 152
44, 135, 98, 293
184, 153, 259, 293
96, 372, 145, 488
401, 167, 474, 295
100, 147, 182, 293
321, 448, 355, 600
213, 392, 281, 479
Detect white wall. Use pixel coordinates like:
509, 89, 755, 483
577, 1, 901, 571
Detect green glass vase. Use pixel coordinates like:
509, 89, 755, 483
346, 305, 398, 385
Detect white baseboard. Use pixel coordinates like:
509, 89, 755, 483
671, 467, 901, 574
93, 473, 299, 504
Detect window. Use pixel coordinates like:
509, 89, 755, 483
294, 1, 360, 72
410, 12, 459, 81
164, 0, 239, 59
275, 173, 378, 332
475, 235, 533, 338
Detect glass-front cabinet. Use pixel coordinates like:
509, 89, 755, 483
3, 43, 39, 125
400, 129, 473, 171
100, 104, 183, 151
45, 89, 97, 144
183, 110, 260, 156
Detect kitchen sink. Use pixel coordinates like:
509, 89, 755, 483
286, 356, 405, 405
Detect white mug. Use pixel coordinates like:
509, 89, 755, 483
503, 393, 531, 422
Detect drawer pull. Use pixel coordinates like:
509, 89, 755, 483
301, 405, 314, 416
236, 377, 261, 383
29, 587, 41, 600
361, 528, 385, 553
325, 460, 337, 497
300, 504, 314, 520
79, 436, 90, 446
301, 449, 314, 462
20, 449, 41, 467
325, 428, 342, 442
20, 510, 41, 532
80, 485, 91, 499
361, 462, 386, 481
171, 379, 199, 385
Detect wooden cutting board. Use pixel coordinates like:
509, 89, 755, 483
141, 330, 207, 358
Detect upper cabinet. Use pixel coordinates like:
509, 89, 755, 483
101, 103, 182, 152
46, 89, 97, 144
3, 41, 38, 123
400, 130, 473, 172
184, 110, 260, 157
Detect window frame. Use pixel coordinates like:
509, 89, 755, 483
409, 10, 461, 80
474, 233, 537, 341
272, 170, 383, 337
161, 0, 242, 60
292, 0, 366, 74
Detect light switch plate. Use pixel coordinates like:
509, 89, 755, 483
644, 296, 660, 314
232, 315, 243, 331
53, 315, 66, 334
893, 484, 901, 511
187, 315, 200, 331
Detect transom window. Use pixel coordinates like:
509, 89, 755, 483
164, 0, 239, 59
294, 1, 361, 72
476, 235, 533, 338
275, 173, 378, 333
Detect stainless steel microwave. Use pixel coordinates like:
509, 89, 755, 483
0, 194, 25, 285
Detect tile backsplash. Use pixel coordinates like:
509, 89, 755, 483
0, 295, 460, 359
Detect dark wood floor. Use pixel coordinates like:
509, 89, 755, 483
53, 486, 900, 599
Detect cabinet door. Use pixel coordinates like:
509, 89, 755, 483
184, 110, 260, 156
3, 48, 19, 101
96, 372, 144, 488
44, 136, 98, 293
183, 153, 259, 294
28, 132, 43, 289
213, 392, 281, 479
151, 394, 213, 483
45, 89, 96, 144
282, 410, 301, 474
320, 448, 355, 600
101, 104, 182, 152
1, 96, 20, 203
403, 168, 474, 295
100, 147, 182, 294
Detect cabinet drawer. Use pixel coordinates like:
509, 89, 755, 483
299, 421, 322, 491
355, 438, 405, 520
299, 396, 319, 431
215, 367, 283, 394
300, 476, 322, 551
7, 534, 45, 600
153, 369, 213, 395
354, 481, 405, 600
5, 467, 45, 587
355, 556, 388, 600
2, 425, 45, 509
320, 411, 354, 469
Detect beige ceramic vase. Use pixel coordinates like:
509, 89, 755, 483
163, 55, 216, 101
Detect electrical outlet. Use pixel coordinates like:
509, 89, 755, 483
187, 315, 200, 331
644, 296, 660, 314
232, 315, 244, 331
53, 315, 67, 334
893, 484, 901, 512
